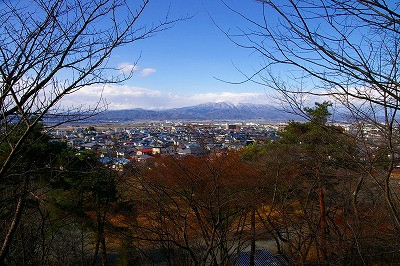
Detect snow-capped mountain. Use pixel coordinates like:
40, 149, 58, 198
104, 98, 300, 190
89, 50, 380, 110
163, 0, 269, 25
90, 102, 299, 122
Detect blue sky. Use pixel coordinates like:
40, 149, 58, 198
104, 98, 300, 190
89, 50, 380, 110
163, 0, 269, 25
63, 0, 274, 110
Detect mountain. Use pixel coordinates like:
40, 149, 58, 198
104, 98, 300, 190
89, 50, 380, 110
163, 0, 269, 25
89, 102, 299, 122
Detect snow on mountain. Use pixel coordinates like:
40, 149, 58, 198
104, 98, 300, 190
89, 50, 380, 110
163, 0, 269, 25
90, 102, 298, 122
195, 102, 238, 109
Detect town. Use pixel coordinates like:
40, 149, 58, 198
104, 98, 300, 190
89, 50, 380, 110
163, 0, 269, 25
49, 122, 281, 166
48, 121, 377, 169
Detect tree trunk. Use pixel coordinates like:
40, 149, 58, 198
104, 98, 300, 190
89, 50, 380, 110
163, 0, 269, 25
0, 194, 26, 264
92, 235, 100, 266
318, 171, 328, 264
92, 211, 107, 266
250, 208, 256, 266
81, 226, 85, 266
101, 232, 107, 266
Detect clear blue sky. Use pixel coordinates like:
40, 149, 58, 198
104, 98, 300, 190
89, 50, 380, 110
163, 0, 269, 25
65, 0, 275, 110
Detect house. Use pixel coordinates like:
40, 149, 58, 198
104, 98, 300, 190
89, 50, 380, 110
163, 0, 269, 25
80, 142, 99, 151
231, 250, 289, 266
136, 148, 153, 156
68, 138, 84, 147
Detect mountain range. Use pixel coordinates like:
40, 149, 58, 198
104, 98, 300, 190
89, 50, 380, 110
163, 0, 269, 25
90, 102, 300, 122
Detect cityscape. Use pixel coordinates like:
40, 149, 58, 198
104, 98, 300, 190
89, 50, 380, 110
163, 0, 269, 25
50, 121, 281, 165
49, 119, 382, 167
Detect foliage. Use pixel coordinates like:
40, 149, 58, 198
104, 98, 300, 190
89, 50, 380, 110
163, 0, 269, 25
241, 103, 392, 264
126, 153, 263, 265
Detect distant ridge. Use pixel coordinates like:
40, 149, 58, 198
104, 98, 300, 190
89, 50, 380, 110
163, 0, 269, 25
88, 102, 300, 122
91, 102, 298, 122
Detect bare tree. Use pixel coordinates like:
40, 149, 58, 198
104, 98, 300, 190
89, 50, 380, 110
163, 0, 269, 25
216, 0, 400, 262
0, 0, 176, 178
0, 0, 177, 263
124, 154, 264, 266
218, 0, 399, 107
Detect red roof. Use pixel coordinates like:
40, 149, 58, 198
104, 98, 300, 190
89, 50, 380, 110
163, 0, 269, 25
139, 148, 153, 153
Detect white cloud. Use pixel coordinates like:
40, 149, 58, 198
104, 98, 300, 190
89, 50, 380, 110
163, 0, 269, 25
117, 63, 156, 77
139, 68, 157, 77
187, 92, 265, 104
118, 63, 139, 74
60, 84, 270, 110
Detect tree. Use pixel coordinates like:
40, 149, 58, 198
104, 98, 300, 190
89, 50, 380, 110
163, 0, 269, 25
281, 103, 355, 263
242, 102, 392, 264
0, 0, 175, 179
125, 154, 264, 265
221, 0, 400, 110
219, 0, 400, 162
0, 124, 79, 264
221, 1, 400, 261
0, 124, 121, 265
48, 150, 119, 266
0, 0, 176, 262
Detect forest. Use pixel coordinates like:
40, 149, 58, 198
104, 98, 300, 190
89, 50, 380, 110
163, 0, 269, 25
1, 103, 400, 265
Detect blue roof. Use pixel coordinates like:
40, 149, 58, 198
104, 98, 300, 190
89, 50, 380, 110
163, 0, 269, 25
99, 157, 112, 164
99, 157, 130, 165
114, 158, 130, 164
231, 250, 289, 266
